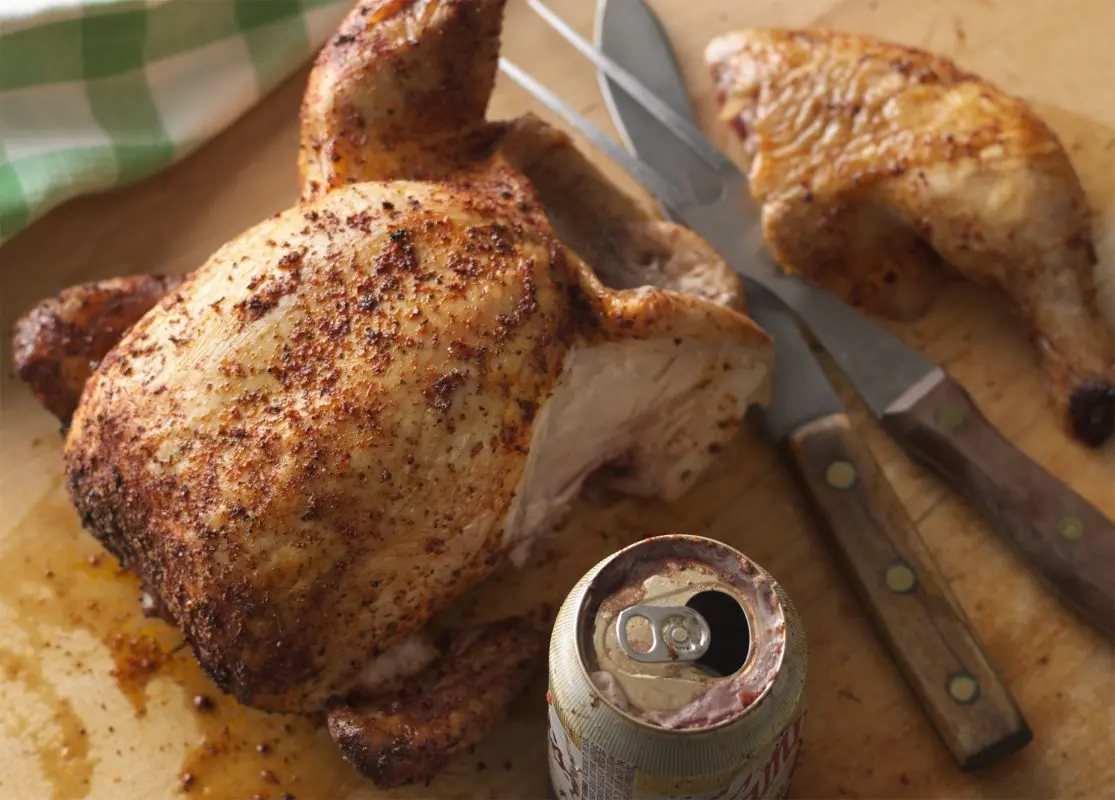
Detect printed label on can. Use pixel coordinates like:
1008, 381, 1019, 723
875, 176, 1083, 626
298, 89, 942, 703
548, 703, 806, 800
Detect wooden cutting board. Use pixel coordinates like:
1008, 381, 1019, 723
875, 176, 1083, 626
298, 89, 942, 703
2, 0, 1113, 798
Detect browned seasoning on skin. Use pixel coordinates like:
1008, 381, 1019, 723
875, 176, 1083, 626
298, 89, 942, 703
60, 173, 599, 719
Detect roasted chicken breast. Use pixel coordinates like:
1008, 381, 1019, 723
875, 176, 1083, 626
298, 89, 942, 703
707, 28, 1115, 445
66, 170, 769, 715
11, 0, 772, 787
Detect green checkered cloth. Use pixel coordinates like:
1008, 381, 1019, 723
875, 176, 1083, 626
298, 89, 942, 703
0, 0, 351, 246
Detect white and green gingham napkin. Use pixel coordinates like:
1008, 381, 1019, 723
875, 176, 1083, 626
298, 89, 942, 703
0, 0, 351, 246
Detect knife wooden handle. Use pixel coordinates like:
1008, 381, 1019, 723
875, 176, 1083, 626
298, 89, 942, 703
882, 371, 1115, 639
788, 412, 1031, 770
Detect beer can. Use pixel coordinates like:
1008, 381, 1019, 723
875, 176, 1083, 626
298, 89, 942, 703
547, 534, 807, 800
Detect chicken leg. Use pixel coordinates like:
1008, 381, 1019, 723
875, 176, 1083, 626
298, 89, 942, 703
707, 28, 1115, 445
300, 0, 746, 309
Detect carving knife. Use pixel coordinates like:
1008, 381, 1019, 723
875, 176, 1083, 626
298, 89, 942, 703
513, 0, 1115, 643
588, 0, 1035, 770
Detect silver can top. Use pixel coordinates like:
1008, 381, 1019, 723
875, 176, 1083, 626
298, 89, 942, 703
576, 535, 789, 731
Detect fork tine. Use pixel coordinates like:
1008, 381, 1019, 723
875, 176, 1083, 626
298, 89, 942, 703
525, 0, 736, 174
497, 57, 695, 210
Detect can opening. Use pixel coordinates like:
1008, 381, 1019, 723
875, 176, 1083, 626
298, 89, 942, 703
576, 536, 789, 730
686, 590, 750, 676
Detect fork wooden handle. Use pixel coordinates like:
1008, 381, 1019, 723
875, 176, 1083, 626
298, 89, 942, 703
788, 412, 1031, 770
882, 371, 1115, 639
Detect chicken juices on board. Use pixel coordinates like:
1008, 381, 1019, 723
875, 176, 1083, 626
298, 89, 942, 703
707, 28, 1115, 445
10, 0, 772, 787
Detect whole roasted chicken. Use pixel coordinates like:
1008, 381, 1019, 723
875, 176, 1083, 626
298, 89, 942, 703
11, 0, 771, 788
707, 28, 1115, 445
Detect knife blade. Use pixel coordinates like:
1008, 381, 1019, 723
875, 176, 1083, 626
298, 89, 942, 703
595, 0, 840, 444
596, 0, 1032, 769
520, 0, 1115, 642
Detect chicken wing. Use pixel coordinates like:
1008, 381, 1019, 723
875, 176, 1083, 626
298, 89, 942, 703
299, 0, 507, 197
11, 274, 184, 426
707, 28, 1115, 445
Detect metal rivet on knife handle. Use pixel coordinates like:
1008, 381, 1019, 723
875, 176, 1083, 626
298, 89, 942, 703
934, 403, 967, 430
884, 561, 919, 594
947, 672, 981, 705
882, 373, 1114, 637
825, 460, 858, 490
1056, 515, 1085, 541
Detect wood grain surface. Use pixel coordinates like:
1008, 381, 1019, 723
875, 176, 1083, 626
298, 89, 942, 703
883, 372, 1115, 638
2, 0, 1113, 798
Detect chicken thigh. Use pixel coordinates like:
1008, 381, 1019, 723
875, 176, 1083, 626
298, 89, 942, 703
12, 0, 771, 787
707, 28, 1115, 445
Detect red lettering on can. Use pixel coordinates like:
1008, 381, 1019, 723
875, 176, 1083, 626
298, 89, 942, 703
719, 712, 806, 800
759, 714, 805, 798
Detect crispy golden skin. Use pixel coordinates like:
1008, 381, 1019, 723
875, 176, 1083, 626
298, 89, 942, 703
707, 28, 1115, 444
298, 0, 507, 196
64, 171, 768, 714
11, 274, 184, 426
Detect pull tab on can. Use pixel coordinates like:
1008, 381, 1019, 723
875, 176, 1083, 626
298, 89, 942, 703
615, 604, 711, 663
